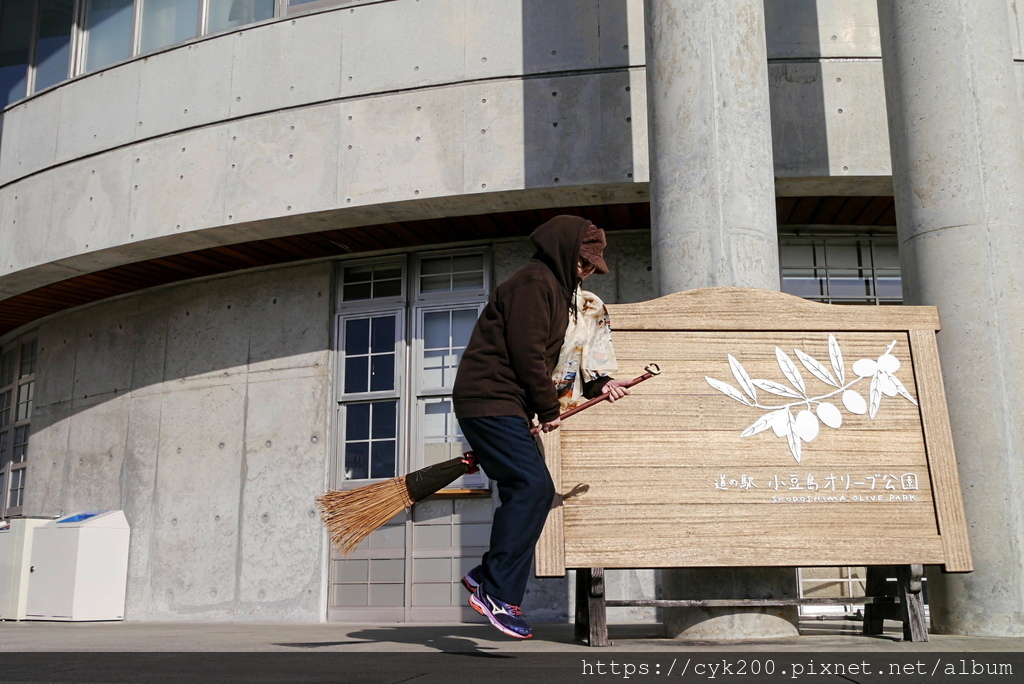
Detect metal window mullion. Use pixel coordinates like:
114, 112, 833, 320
25, 0, 40, 95
400, 287, 415, 623
199, 0, 208, 35
71, 0, 86, 77
869, 238, 881, 306
338, 389, 399, 404
65, 0, 80, 80
132, 0, 143, 57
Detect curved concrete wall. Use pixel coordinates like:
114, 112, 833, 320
23, 229, 654, 622
0, 0, 902, 307
26, 261, 334, 620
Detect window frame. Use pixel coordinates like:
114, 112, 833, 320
1, 0, 286, 109
408, 250, 489, 488
409, 301, 487, 488
411, 247, 491, 306
334, 307, 406, 489
331, 249, 491, 491
0, 335, 37, 518
779, 231, 903, 306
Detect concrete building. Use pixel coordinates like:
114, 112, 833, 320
0, 0, 1020, 637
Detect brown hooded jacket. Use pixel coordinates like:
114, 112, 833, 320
452, 215, 610, 423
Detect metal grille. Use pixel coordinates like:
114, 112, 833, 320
780, 234, 902, 305
780, 232, 906, 617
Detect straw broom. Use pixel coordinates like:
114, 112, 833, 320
317, 363, 661, 556
317, 455, 479, 555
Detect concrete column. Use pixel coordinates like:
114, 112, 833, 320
877, 1, 1024, 637
645, 0, 781, 292
644, 0, 796, 638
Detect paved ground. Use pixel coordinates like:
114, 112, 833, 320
1, 618, 1022, 652
2, 620, 1021, 683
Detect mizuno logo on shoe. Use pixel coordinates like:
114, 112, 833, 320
487, 596, 510, 615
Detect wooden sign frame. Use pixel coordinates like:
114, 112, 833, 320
536, 288, 972, 578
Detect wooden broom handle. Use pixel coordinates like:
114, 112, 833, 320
531, 363, 661, 435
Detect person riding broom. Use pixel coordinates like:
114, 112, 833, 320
452, 215, 628, 639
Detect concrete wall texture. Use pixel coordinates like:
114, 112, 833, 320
2, 0, 1023, 634
26, 262, 334, 619
1, 0, 902, 300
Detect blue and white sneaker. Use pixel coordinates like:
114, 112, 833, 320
469, 585, 533, 639
461, 565, 484, 594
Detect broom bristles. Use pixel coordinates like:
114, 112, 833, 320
316, 476, 414, 556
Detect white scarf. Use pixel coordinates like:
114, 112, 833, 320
551, 289, 618, 411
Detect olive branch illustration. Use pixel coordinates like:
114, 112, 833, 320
705, 335, 919, 463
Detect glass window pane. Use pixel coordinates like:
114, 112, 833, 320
1, 350, 14, 386
345, 403, 370, 441
206, 0, 273, 34
375, 265, 401, 281
0, 389, 11, 428
452, 309, 477, 348
140, 0, 200, 54
343, 282, 372, 301
0, 0, 32, 107
444, 353, 461, 387
33, 0, 75, 92
344, 442, 369, 480
371, 400, 396, 440
876, 275, 903, 299
421, 399, 463, 468
370, 317, 395, 354
344, 356, 368, 394
451, 254, 483, 273
370, 441, 396, 479
873, 243, 901, 269
0, 432, 8, 468
422, 399, 451, 437
19, 339, 36, 377
16, 381, 33, 422
85, 0, 136, 72
369, 355, 394, 392
422, 258, 451, 277
372, 279, 401, 298
9, 469, 24, 508
423, 312, 449, 350
782, 275, 825, 300
13, 425, 28, 462
420, 275, 450, 293
421, 350, 444, 388
828, 273, 872, 298
345, 318, 370, 356
780, 242, 813, 269
452, 272, 483, 291
826, 242, 862, 268
343, 265, 373, 283
343, 263, 402, 300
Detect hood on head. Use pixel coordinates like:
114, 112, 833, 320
529, 215, 593, 294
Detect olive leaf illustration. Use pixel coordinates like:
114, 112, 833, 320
775, 347, 806, 395
829, 334, 845, 384
795, 349, 839, 388
728, 354, 757, 402
706, 337, 919, 463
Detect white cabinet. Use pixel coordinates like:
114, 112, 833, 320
25, 511, 130, 621
0, 518, 53, 620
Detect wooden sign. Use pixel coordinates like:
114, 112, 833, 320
536, 287, 972, 576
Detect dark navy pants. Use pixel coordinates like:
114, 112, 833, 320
458, 415, 556, 606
